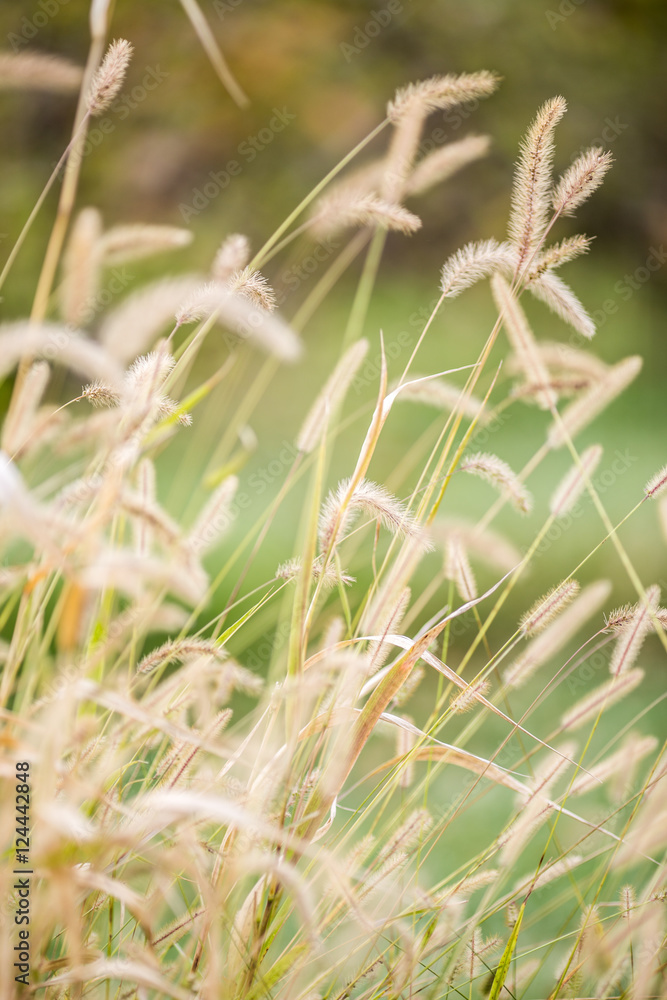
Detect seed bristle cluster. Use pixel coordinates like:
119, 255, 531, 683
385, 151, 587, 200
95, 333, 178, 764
460, 451, 533, 515
88, 39, 133, 115
519, 579, 580, 636
644, 463, 667, 499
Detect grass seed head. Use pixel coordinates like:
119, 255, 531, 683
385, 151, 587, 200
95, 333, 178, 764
88, 39, 133, 115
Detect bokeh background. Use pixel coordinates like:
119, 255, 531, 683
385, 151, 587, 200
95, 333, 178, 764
1, 1, 666, 963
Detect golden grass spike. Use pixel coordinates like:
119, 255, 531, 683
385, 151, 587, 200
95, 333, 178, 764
441, 239, 514, 298
88, 39, 133, 115
508, 96, 567, 271
550, 445, 603, 517
460, 451, 533, 515
553, 147, 614, 217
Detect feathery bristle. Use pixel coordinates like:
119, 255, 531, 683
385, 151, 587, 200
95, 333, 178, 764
604, 604, 635, 632
367, 585, 409, 670
460, 451, 533, 515
528, 233, 593, 278
99, 275, 204, 363
312, 194, 422, 238
0, 51, 83, 93
441, 239, 514, 298
450, 678, 489, 714
318, 478, 429, 552
444, 534, 477, 603
388, 72, 499, 122
529, 340, 608, 380
516, 854, 583, 894
378, 808, 433, 863
504, 580, 610, 688
175, 283, 302, 362
492, 273, 557, 410
527, 270, 596, 339
81, 380, 120, 408
137, 637, 226, 674
407, 135, 491, 196
499, 746, 573, 865
432, 518, 521, 573
560, 669, 644, 730
88, 39, 133, 115
570, 734, 657, 796
211, 233, 251, 281
275, 557, 355, 589
549, 444, 603, 517
511, 373, 593, 402
644, 464, 667, 500
552, 147, 613, 217
60, 207, 103, 327
548, 356, 643, 448
608, 584, 660, 676
520, 579, 580, 636
0, 321, 123, 387
394, 376, 490, 424
188, 475, 238, 555
297, 339, 369, 453
508, 96, 567, 272
1, 361, 50, 455
396, 721, 416, 788
227, 267, 277, 312
98, 225, 193, 265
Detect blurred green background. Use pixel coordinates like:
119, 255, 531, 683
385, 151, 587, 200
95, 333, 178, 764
1, 1, 665, 986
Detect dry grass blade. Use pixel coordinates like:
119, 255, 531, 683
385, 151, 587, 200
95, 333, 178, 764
178, 0, 249, 107
609, 584, 660, 676
560, 668, 644, 730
